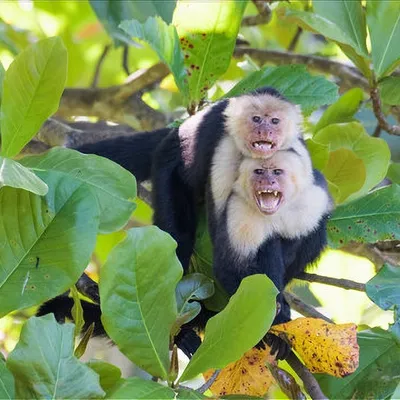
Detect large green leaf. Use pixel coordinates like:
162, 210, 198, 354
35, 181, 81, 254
100, 227, 182, 380
7, 315, 105, 399
0, 156, 48, 195
225, 65, 338, 114
314, 122, 390, 202
175, 273, 214, 330
367, 0, 400, 78
314, 88, 364, 132
317, 328, 400, 400
89, 0, 176, 45
328, 185, 400, 247
379, 77, 400, 106
106, 377, 175, 399
0, 171, 100, 317
0, 37, 67, 157
21, 147, 136, 233
306, 139, 329, 171
173, 0, 247, 104
387, 163, 400, 184
0, 61, 4, 108
176, 389, 207, 399
179, 275, 278, 382
86, 360, 122, 394
313, 0, 368, 57
366, 264, 400, 310
0, 359, 14, 400
120, 17, 188, 100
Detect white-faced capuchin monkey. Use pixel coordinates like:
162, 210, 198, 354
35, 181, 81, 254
75, 87, 304, 271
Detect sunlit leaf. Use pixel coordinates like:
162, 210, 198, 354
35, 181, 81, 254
106, 377, 175, 399
86, 360, 122, 394
173, 0, 247, 104
387, 163, 400, 184
120, 17, 188, 101
366, 264, 400, 310
271, 318, 359, 377
0, 157, 48, 195
379, 77, 400, 106
225, 65, 338, 114
314, 122, 390, 202
21, 147, 136, 234
70, 285, 84, 338
180, 275, 278, 382
315, 88, 364, 132
306, 139, 329, 171
0, 37, 67, 157
100, 227, 182, 380
317, 328, 400, 399
0, 171, 100, 317
328, 185, 400, 247
203, 347, 277, 397
367, 1, 400, 78
7, 315, 104, 399
0, 61, 4, 108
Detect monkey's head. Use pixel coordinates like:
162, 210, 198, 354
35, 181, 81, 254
224, 91, 303, 159
236, 149, 313, 215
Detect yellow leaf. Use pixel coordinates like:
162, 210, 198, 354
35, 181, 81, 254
203, 347, 277, 397
270, 318, 359, 377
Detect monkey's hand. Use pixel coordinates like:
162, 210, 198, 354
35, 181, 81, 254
255, 333, 291, 360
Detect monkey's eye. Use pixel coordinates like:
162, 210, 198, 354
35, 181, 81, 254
254, 169, 264, 175
252, 116, 261, 123
273, 169, 283, 176
271, 118, 280, 125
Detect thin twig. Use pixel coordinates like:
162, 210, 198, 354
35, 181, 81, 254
297, 272, 366, 292
283, 292, 333, 323
91, 45, 111, 88
122, 45, 130, 76
370, 84, 400, 136
242, 0, 272, 26
286, 352, 328, 400
372, 123, 382, 137
138, 183, 153, 206
197, 369, 221, 394
287, 27, 303, 52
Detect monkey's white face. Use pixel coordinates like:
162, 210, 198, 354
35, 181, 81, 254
236, 151, 311, 215
224, 94, 303, 159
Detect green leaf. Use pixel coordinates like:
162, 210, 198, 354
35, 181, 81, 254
323, 148, 366, 204
0, 61, 5, 108
315, 88, 364, 132
179, 275, 278, 382
86, 360, 122, 394
0, 171, 100, 317
0, 37, 67, 157
314, 122, 390, 202
120, 17, 188, 101
225, 65, 339, 114
0, 156, 48, 195
328, 184, 400, 247
100, 227, 182, 380
20, 147, 136, 233
74, 323, 94, 359
174, 273, 215, 330
173, 0, 247, 104
317, 328, 400, 400
387, 163, 400, 184
176, 388, 207, 399
367, 1, 400, 78
313, 0, 368, 57
306, 139, 329, 171
70, 285, 84, 338
379, 77, 400, 106
106, 377, 175, 399
7, 315, 105, 399
0, 358, 14, 400
90, 0, 176, 45
366, 264, 400, 310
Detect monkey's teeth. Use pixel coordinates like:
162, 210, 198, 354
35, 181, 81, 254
274, 191, 278, 196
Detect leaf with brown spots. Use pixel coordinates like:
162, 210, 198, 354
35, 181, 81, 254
203, 347, 277, 397
270, 318, 359, 377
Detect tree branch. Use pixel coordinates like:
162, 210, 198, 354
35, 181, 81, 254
297, 272, 366, 292
284, 291, 333, 323
57, 62, 170, 130
286, 352, 328, 400
233, 48, 369, 91
242, 0, 271, 26
197, 369, 221, 394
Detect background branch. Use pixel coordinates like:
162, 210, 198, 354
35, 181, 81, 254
297, 272, 366, 292
242, 0, 271, 26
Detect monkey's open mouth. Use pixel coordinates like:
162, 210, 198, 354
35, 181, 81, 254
255, 189, 282, 214
252, 141, 276, 152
